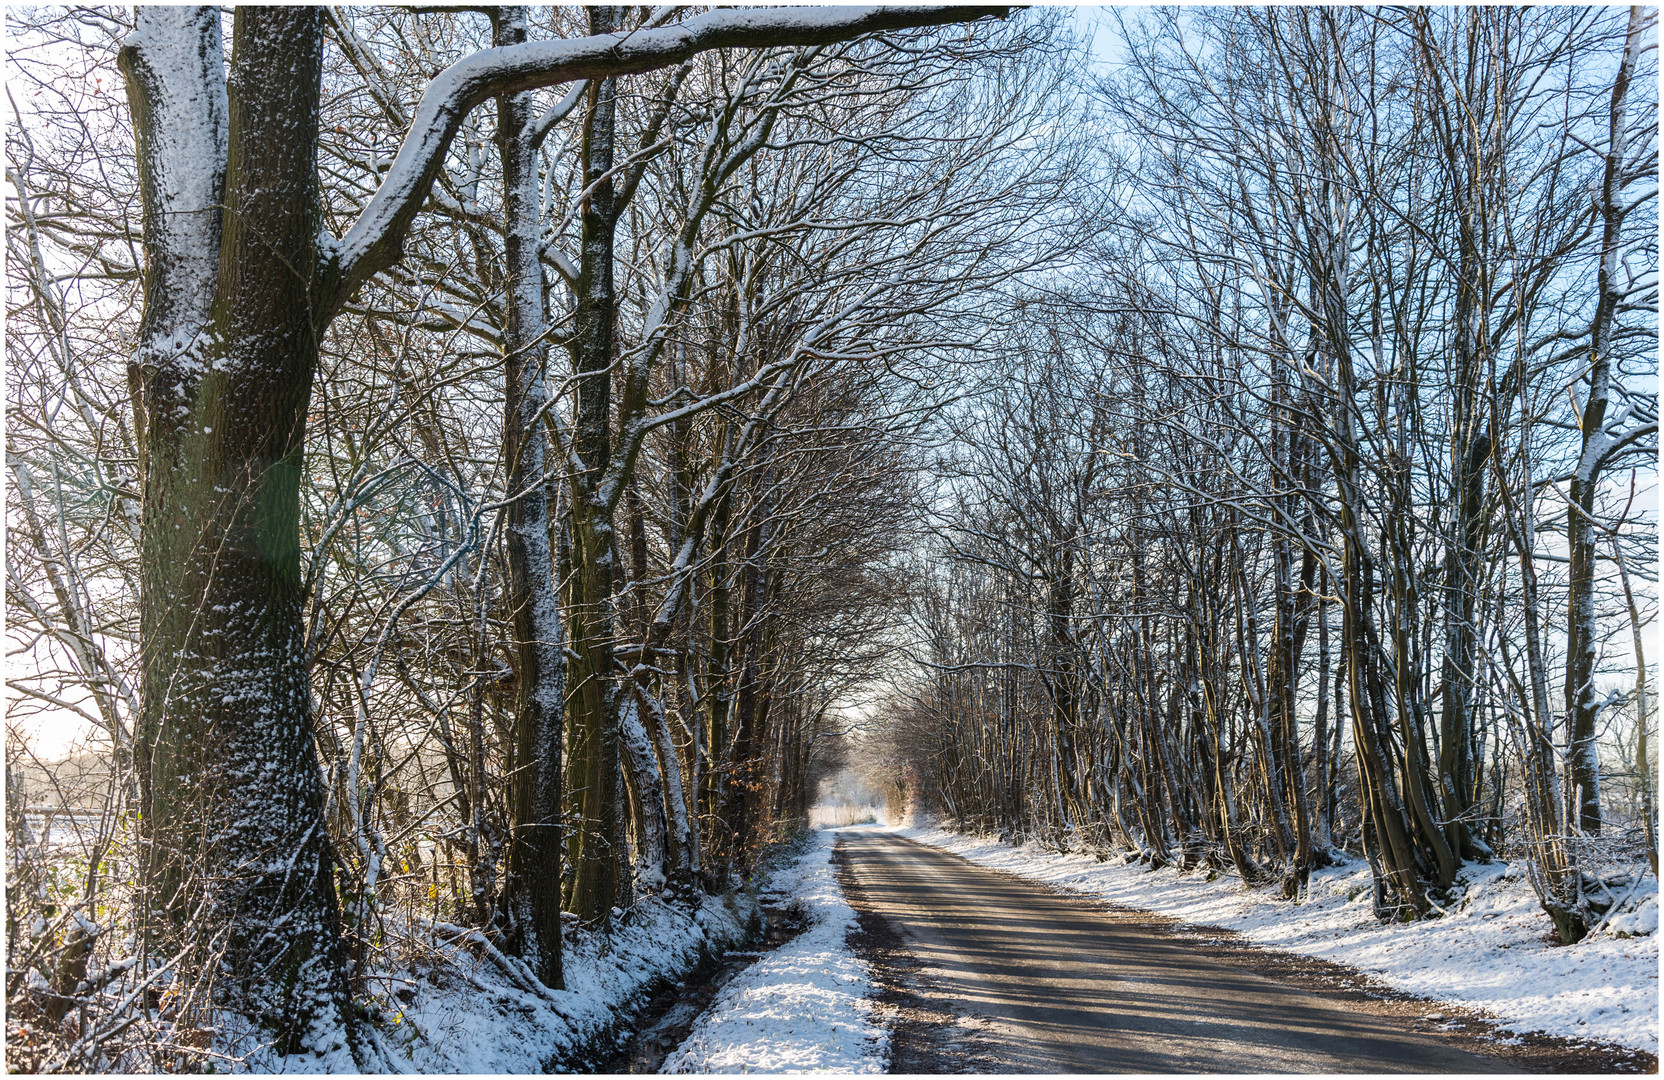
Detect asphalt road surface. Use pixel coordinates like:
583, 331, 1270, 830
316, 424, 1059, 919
837, 831, 1514, 1074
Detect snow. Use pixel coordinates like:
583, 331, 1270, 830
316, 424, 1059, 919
123, 6, 227, 362
233, 893, 751, 1073
663, 827, 886, 1074
1609, 896, 1659, 939
897, 822, 1660, 1054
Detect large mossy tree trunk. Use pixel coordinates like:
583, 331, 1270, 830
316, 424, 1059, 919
123, 6, 360, 1059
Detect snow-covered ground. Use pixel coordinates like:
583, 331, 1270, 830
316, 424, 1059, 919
898, 822, 1659, 1054
235, 892, 753, 1073
236, 821, 1649, 1072
663, 827, 886, 1074
408, 895, 754, 1073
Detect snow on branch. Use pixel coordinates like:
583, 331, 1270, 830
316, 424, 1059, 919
326, 5, 1007, 315
117, 5, 226, 355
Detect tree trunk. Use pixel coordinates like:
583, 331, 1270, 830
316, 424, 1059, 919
494, 6, 565, 989
564, 5, 623, 922
1566, 4, 1647, 836
123, 6, 360, 1058
1439, 427, 1491, 860
703, 481, 735, 884
1612, 519, 1655, 875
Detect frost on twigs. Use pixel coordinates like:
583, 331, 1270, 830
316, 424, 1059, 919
329, 5, 1006, 312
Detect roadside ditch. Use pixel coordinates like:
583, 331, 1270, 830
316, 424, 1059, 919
584, 896, 811, 1074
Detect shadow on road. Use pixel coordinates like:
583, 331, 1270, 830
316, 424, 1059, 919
836, 830, 1655, 1075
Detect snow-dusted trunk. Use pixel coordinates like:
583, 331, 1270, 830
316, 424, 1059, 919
1310, 571, 1335, 852
1277, 428, 1319, 883
628, 426, 759, 894
1200, 665, 1262, 884
668, 397, 703, 890
1498, 423, 1583, 940
1436, 197, 1491, 861
724, 463, 775, 872
494, 7, 565, 990
1230, 542, 1294, 865
703, 477, 737, 883
1381, 337, 1458, 894
1285, 498, 1320, 871
1438, 415, 1490, 859
1144, 618, 1191, 864
637, 682, 696, 892
1612, 535, 1656, 876
618, 688, 670, 888
1386, 484, 1458, 892
1334, 315, 1427, 918
565, 6, 623, 922
1339, 500, 1422, 917
1420, 12, 1499, 863
1264, 351, 1307, 885
1046, 544, 1083, 836
122, 7, 359, 1058
1566, 5, 1646, 836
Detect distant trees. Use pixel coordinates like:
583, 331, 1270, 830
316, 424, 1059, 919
897, 6, 1656, 941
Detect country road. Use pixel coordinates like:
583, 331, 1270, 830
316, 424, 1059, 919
836, 831, 1513, 1074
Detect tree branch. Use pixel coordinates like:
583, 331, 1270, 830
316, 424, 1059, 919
322, 5, 1008, 318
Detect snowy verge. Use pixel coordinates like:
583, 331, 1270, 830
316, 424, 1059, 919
897, 822, 1658, 1054
235, 892, 753, 1073
662, 826, 886, 1074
